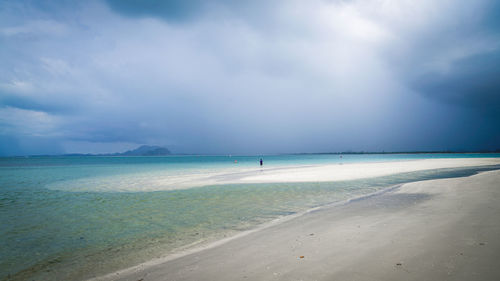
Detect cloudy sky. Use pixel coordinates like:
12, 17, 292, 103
0, 0, 499, 155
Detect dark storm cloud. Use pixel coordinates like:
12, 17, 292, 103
413, 51, 500, 112
104, 0, 274, 23
105, 0, 203, 21
396, 0, 500, 114
0, 0, 499, 155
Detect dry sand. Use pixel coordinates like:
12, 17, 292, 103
93, 167, 500, 281
71, 157, 500, 192
228, 157, 500, 184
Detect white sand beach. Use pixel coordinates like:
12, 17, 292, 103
149, 157, 500, 190
160, 158, 500, 190
90, 160, 500, 281
228, 157, 500, 184
52, 157, 500, 192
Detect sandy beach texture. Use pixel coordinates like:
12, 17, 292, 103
229, 158, 500, 183
62, 157, 500, 192
92, 167, 500, 281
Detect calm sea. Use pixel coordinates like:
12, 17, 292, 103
1, 153, 499, 280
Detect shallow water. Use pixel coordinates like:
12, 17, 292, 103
0, 154, 499, 280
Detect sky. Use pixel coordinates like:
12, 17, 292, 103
0, 0, 499, 156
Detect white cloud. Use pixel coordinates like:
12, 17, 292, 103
0, 107, 63, 137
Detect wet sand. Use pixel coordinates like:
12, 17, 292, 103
93, 169, 500, 281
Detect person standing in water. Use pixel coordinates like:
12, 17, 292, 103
260, 158, 263, 167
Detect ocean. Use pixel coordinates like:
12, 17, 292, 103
1, 153, 499, 280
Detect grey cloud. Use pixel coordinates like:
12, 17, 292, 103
105, 0, 203, 21
374, 0, 500, 114
103, 0, 253, 22
0, 0, 499, 155
0, 135, 64, 156
0, 92, 79, 114
413, 50, 500, 112
104, 0, 282, 27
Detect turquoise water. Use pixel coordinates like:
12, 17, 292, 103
0, 154, 499, 280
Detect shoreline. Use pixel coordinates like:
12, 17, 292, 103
90, 166, 500, 281
88, 183, 407, 281
49, 157, 500, 192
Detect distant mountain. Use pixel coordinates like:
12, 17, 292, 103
118, 145, 171, 156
